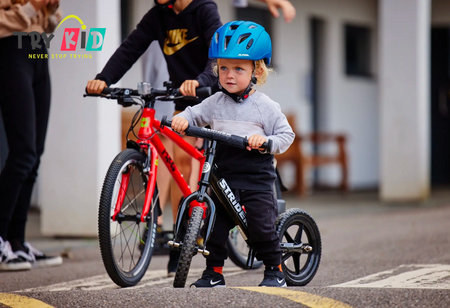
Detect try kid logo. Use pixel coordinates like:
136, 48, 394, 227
13, 15, 106, 52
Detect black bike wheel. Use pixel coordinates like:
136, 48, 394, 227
98, 149, 159, 287
173, 206, 204, 288
226, 174, 284, 270
275, 208, 321, 286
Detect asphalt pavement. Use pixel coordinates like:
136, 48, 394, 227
1, 188, 450, 308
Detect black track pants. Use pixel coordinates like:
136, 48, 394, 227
0, 36, 51, 241
205, 189, 281, 268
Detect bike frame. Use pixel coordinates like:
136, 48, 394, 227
112, 106, 206, 223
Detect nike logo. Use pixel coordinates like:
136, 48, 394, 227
277, 278, 285, 284
164, 29, 198, 56
210, 280, 222, 286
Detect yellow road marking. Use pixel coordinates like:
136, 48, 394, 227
0, 293, 55, 308
234, 287, 352, 308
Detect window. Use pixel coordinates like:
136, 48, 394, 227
121, 0, 132, 42
236, 6, 274, 66
345, 25, 372, 77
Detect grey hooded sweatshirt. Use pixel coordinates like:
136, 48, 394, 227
176, 91, 295, 191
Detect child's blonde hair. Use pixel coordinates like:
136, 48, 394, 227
212, 59, 273, 86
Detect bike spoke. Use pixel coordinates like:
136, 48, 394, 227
285, 231, 294, 244
294, 224, 304, 244
293, 252, 301, 274
282, 251, 294, 262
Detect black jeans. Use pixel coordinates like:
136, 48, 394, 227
0, 36, 51, 242
205, 189, 281, 268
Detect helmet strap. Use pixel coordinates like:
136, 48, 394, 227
219, 70, 257, 103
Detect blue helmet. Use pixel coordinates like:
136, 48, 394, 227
209, 21, 272, 65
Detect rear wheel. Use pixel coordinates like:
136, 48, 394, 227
276, 208, 321, 286
98, 149, 159, 287
173, 206, 204, 288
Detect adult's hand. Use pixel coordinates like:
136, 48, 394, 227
179, 80, 199, 96
30, 0, 50, 11
47, 0, 60, 14
86, 80, 107, 94
259, 0, 296, 23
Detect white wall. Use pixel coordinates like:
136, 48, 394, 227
40, 0, 121, 236
122, 0, 378, 190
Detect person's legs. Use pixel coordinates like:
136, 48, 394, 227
0, 37, 38, 242
156, 135, 173, 226
0, 36, 37, 271
167, 135, 196, 275
170, 136, 197, 222
190, 192, 234, 288
241, 189, 286, 287
8, 55, 51, 247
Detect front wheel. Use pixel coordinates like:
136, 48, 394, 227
98, 149, 159, 287
173, 206, 204, 288
276, 208, 321, 286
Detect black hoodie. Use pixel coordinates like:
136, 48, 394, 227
95, 0, 222, 110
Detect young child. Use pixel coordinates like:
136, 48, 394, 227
171, 20, 295, 287
86, 0, 222, 276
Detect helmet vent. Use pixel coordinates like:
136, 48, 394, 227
248, 25, 257, 29
215, 32, 219, 43
246, 39, 254, 49
225, 36, 231, 49
238, 34, 250, 44
229, 24, 239, 30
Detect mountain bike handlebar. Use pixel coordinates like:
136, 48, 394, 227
83, 86, 211, 100
160, 116, 272, 152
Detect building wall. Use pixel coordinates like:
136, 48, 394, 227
118, 0, 381, 190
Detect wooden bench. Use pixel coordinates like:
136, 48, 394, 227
276, 115, 349, 196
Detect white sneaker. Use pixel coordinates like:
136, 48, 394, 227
14, 242, 63, 268
0, 237, 31, 271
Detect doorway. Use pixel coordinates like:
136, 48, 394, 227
431, 28, 450, 184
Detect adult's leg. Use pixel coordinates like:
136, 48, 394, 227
156, 135, 173, 226
0, 37, 38, 241
168, 134, 196, 275
8, 54, 51, 245
170, 135, 197, 222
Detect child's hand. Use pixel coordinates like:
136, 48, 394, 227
247, 135, 267, 151
171, 116, 189, 135
86, 80, 107, 94
179, 80, 199, 96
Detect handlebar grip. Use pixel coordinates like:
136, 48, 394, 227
101, 88, 115, 94
84, 87, 118, 97
161, 116, 171, 128
173, 87, 211, 97
196, 87, 211, 97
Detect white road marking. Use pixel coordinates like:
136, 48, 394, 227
16, 267, 245, 292
330, 264, 450, 289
